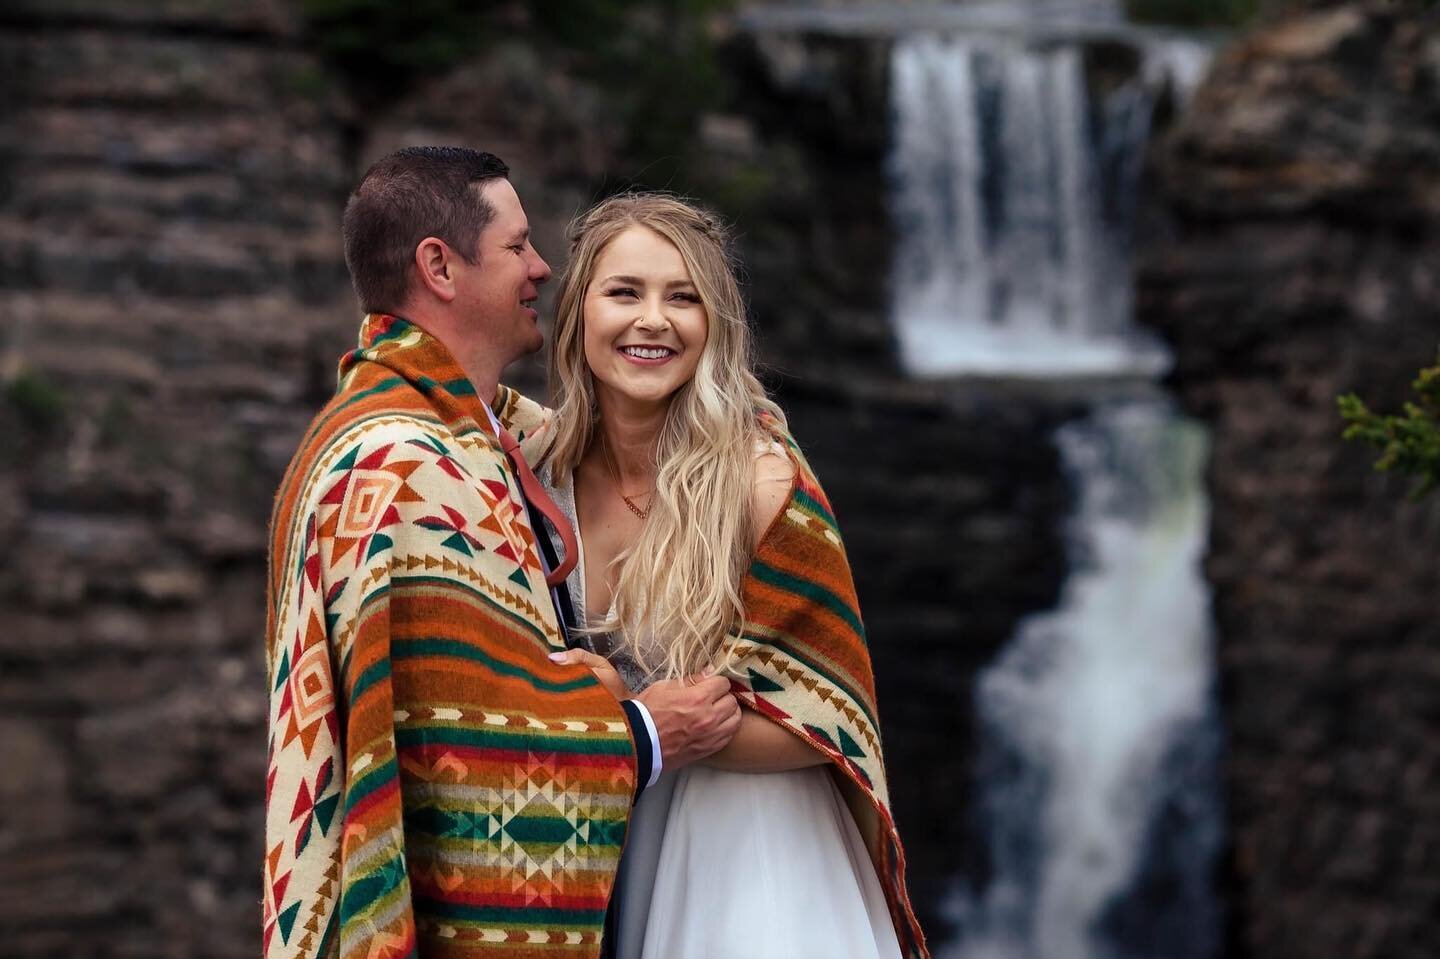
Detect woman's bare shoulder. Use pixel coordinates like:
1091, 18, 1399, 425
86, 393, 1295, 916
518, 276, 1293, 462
751, 449, 798, 533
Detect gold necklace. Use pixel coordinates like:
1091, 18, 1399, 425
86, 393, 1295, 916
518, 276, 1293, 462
600, 440, 654, 520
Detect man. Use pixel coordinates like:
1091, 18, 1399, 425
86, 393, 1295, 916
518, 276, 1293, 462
263, 147, 740, 959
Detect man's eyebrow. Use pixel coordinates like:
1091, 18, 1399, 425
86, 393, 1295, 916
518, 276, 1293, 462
504, 227, 530, 244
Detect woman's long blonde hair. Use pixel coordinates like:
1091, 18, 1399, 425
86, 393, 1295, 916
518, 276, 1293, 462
538, 193, 787, 680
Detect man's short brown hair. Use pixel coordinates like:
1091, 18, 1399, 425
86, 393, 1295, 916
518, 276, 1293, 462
342, 146, 510, 314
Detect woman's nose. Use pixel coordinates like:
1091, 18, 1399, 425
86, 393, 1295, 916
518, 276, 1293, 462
635, 301, 670, 329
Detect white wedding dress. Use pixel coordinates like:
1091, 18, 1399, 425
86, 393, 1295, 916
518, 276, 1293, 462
542, 468, 902, 959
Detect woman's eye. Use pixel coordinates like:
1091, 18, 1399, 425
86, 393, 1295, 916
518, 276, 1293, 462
672, 293, 701, 304
607, 287, 638, 298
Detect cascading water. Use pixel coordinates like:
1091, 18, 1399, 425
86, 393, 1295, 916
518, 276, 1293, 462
878, 6, 1223, 958
943, 404, 1223, 959
888, 20, 1207, 377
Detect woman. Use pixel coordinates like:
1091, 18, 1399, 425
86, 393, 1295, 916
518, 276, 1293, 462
514, 194, 927, 959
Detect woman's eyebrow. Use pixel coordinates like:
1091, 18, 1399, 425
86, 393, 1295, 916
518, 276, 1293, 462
596, 275, 696, 288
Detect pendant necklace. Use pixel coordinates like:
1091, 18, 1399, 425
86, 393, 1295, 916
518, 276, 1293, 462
601, 439, 654, 520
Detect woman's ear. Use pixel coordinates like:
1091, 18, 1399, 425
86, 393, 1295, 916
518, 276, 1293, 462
413, 236, 458, 303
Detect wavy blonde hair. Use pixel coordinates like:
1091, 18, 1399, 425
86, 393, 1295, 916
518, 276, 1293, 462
538, 193, 787, 680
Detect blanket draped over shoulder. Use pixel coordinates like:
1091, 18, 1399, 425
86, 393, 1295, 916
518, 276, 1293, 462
504, 404, 931, 959
263, 315, 639, 959
734, 415, 928, 959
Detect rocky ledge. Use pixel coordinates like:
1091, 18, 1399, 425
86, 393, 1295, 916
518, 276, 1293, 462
1138, 4, 1440, 957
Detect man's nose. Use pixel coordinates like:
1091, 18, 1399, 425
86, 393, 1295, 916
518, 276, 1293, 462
528, 248, 552, 284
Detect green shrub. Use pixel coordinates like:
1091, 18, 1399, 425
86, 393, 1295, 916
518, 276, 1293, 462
0, 370, 68, 468
4, 370, 67, 431
301, 0, 733, 115
1339, 358, 1440, 499
300, 0, 490, 103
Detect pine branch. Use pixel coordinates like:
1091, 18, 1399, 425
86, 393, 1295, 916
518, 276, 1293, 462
1339, 358, 1440, 499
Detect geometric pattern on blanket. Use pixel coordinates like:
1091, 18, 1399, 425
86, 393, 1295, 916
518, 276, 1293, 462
264, 315, 639, 959
724, 414, 930, 959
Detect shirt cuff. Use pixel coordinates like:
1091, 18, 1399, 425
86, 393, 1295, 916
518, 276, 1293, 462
618, 699, 663, 798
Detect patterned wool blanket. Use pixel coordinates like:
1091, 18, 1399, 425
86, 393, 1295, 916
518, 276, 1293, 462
264, 315, 642, 959
732, 417, 928, 959
505, 404, 930, 958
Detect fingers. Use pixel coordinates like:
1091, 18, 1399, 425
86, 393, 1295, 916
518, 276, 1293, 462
701, 695, 742, 755
718, 696, 742, 735
548, 649, 609, 670
548, 648, 629, 698
703, 690, 741, 736
683, 673, 734, 704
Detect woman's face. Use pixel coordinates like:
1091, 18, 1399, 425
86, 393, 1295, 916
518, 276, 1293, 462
582, 225, 709, 411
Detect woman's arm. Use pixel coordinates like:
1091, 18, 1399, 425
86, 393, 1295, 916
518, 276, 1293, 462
700, 448, 827, 773
700, 707, 828, 772
561, 449, 827, 774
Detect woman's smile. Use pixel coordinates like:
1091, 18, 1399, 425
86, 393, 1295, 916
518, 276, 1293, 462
618, 344, 679, 365
582, 224, 709, 408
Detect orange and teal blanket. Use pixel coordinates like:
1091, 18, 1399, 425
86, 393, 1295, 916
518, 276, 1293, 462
728, 416, 930, 958
263, 315, 640, 959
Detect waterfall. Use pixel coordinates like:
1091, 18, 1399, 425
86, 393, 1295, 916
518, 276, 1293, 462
942, 404, 1222, 959
888, 28, 1206, 377
879, 10, 1224, 958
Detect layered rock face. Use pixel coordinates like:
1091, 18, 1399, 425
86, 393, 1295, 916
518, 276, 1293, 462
0, 4, 1073, 953
19, 1, 1435, 954
1138, 4, 1440, 957
0, 2, 355, 954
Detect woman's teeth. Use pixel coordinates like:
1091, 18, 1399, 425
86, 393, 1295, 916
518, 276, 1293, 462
621, 346, 673, 360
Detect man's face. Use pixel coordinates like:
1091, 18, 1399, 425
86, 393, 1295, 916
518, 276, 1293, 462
453, 178, 552, 363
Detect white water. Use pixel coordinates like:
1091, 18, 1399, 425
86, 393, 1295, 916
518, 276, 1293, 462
873, 9, 1223, 957
888, 30, 1208, 377
942, 403, 1222, 959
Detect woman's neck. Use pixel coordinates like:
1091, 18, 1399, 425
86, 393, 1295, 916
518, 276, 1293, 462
591, 392, 667, 485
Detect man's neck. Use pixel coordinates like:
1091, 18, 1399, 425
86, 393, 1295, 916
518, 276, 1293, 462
400, 306, 504, 409
456, 356, 502, 413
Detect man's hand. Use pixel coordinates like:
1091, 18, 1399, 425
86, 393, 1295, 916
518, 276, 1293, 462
548, 648, 630, 700
635, 675, 741, 770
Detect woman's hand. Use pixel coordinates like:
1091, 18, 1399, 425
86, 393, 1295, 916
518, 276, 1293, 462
548, 648, 631, 700
526, 412, 552, 442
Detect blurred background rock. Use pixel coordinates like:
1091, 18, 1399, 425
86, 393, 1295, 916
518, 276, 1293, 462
0, 1, 1434, 957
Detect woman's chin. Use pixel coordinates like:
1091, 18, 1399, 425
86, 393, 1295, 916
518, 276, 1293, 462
597, 379, 687, 410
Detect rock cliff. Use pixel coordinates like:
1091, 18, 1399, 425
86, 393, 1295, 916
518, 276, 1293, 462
1138, 3, 1440, 956
0, 2, 354, 954
5, 0, 1435, 955
0, 2, 1071, 951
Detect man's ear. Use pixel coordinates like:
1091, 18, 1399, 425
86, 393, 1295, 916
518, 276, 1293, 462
414, 237, 458, 303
